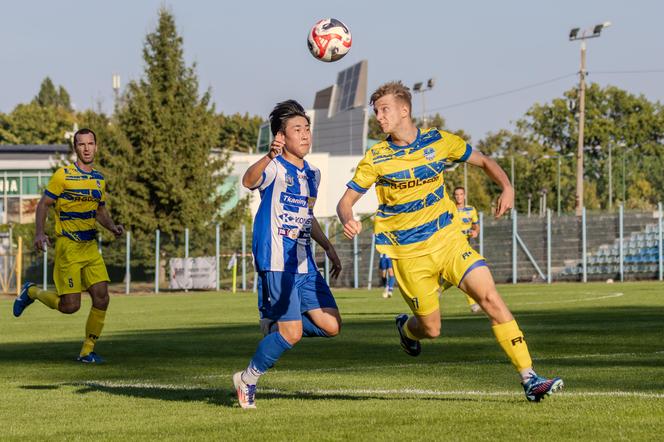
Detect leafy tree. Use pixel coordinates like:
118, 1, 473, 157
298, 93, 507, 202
33, 77, 72, 110
109, 7, 247, 265
217, 112, 264, 152
518, 83, 664, 210
0, 102, 74, 145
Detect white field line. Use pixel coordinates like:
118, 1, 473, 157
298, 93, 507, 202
73, 381, 664, 399
188, 349, 664, 379
510, 292, 624, 306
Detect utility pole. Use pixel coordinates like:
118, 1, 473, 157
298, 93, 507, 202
608, 143, 613, 210
569, 22, 611, 216
576, 41, 586, 216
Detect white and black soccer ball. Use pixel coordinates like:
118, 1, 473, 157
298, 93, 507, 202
307, 18, 352, 62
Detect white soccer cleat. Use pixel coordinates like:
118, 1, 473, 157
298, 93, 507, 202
233, 371, 256, 409
382, 289, 390, 299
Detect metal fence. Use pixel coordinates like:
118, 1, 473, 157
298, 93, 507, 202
2, 203, 663, 295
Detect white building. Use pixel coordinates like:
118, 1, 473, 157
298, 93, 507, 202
0, 145, 70, 224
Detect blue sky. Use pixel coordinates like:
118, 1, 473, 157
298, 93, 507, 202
1, 0, 662, 142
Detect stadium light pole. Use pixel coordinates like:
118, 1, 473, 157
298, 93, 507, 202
569, 21, 611, 216
112, 74, 121, 106
608, 143, 613, 210
412, 78, 435, 128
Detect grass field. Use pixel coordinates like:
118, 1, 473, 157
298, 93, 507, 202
1, 282, 663, 441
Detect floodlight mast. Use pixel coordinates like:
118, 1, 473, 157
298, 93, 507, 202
568, 22, 611, 216
412, 78, 435, 128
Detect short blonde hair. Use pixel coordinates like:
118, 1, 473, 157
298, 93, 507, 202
370, 81, 412, 114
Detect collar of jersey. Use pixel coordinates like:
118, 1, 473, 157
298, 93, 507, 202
74, 162, 95, 175
276, 155, 308, 172
386, 128, 420, 150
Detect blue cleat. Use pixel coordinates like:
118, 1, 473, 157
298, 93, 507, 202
396, 314, 421, 357
77, 352, 104, 364
13, 282, 36, 317
523, 374, 564, 402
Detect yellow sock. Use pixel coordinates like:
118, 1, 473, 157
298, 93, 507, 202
492, 319, 533, 372
466, 295, 476, 306
403, 321, 419, 341
80, 307, 106, 357
29, 286, 60, 310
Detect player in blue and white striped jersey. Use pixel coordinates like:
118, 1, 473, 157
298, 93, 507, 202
233, 100, 342, 409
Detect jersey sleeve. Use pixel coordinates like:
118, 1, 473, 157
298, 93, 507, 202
99, 180, 107, 206
443, 131, 473, 163
256, 160, 278, 191
471, 207, 479, 224
44, 168, 65, 200
347, 151, 378, 194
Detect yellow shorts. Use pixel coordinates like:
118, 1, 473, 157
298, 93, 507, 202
391, 229, 486, 316
54, 237, 110, 295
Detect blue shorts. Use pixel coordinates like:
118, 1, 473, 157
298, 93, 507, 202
379, 257, 393, 270
257, 271, 338, 321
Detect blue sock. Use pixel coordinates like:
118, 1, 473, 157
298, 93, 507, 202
302, 315, 329, 338
388, 276, 395, 291
248, 331, 293, 374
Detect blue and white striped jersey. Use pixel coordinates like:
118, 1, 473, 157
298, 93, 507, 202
251, 156, 320, 273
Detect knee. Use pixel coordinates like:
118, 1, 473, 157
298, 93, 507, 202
93, 295, 110, 310
323, 320, 342, 337
279, 329, 302, 346
59, 302, 80, 314
478, 289, 501, 308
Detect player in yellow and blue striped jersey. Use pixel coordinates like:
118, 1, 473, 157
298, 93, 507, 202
452, 186, 483, 313
13, 128, 124, 364
337, 81, 562, 402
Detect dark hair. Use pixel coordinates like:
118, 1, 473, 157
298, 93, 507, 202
73, 128, 97, 146
453, 186, 465, 193
269, 100, 310, 136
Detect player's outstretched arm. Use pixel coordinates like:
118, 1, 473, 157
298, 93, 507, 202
96, 205, 124, 238
336, 188, 363, 239
467, 150, 514, 218
242, 133, 284, 189
311, 218, 342, 278
34, 195, 55, 251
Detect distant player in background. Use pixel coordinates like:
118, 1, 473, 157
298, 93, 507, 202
13, 128, 124, 363
337, 81, 563, 402
379, 253, 395, 298
452, 186, 482, 313
233, 100, 343, 409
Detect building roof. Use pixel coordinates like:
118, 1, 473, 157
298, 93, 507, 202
0, 144, 70, 154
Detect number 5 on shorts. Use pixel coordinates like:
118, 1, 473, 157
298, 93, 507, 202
68, 278, 74, 288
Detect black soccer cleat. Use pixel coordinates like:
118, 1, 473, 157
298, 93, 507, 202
395, 314, 421, 357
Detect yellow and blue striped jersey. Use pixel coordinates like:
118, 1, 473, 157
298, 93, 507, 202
348, 128, 471, 258
456, 205, 479, 238
44, 163, 106, 242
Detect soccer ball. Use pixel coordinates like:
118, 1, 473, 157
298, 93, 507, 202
307, 18, 352, 62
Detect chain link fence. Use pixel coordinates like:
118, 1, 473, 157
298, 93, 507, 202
2, 203, 662, 295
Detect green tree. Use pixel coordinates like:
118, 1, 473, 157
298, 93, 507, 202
518, 83, 664, 210
33, 77, 72, 110
217, 112, 264, 152
111, 8, 247, 264
0, 102, 74, 145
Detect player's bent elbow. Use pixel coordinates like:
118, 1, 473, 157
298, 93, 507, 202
241, 175, 256, 190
